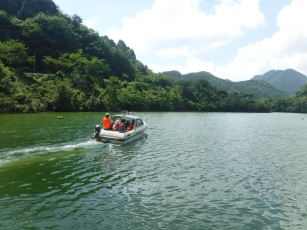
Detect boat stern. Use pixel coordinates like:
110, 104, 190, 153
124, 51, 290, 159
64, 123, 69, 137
91, 124, 101, 140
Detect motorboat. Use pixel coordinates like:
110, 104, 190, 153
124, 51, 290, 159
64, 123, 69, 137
91, 111, 148, 143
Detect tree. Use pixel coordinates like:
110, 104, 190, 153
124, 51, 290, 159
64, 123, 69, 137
117, 83, 148, 111
0, 0, 18, 15
295, 84, 307, 97
43, 50, 110, 94
18, 0, 57, 20
169, 85, 184, 111
117, 39, 128, 51
0, 40, 31, 68
0, 62, 15, 93
102, 76, 122, 111
21, 13, 75, 71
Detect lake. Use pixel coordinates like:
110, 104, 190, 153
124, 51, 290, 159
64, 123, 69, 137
0, 112, 307, 229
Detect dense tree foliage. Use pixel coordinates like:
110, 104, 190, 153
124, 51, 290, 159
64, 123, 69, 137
260, 84, 307, 113
0, 40, 31, 69
0, 0, 283, 113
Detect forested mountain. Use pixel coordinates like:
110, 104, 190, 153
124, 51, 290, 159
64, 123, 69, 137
252, 69, 307, 95
0, 0, 147, 80
1, 0, 307, 113
162, 71, 289, 99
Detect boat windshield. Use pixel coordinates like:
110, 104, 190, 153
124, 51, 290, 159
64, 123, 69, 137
112, 115, 135, 123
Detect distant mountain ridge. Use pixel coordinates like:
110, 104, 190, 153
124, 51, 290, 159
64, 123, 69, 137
251, 69, 307, 95
162, 70, 289, 99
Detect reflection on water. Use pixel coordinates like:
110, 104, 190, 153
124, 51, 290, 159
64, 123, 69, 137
0, 112, 307, 229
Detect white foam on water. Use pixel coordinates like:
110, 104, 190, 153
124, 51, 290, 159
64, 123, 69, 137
0, 139, 101, 165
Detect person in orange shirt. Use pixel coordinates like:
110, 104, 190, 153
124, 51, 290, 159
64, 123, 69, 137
102, 113, 112, 130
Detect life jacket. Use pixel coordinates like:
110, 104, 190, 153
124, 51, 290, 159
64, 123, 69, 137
127, 122, 134, 131
103, 117, 112, 129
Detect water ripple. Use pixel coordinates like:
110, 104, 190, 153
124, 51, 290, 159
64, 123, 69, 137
1, 112, 307, 229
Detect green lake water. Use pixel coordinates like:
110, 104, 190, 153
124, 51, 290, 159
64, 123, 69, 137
0, 112, 307, 229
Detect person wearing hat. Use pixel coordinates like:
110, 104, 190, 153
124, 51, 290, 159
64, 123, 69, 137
102, 113, 112, 130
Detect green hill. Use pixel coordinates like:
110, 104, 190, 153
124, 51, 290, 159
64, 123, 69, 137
162, 71, 289, 99
0, 0, 148, 79
252, 69, 307, 95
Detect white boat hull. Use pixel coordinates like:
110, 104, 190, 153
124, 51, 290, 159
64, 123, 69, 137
95, 123, 148, 144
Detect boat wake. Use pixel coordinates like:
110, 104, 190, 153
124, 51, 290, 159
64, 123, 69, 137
0, 139, 101, 165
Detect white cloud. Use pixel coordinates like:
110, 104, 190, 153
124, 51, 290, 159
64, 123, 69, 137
185, 57, 214, 73
107, 0, 265, 56
107, 0, 307, 81
84, 19, 98, 31
212, 0, 307, 81
157, 47, 191, 58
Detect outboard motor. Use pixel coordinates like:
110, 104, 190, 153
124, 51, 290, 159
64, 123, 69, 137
91, 125, 101, 139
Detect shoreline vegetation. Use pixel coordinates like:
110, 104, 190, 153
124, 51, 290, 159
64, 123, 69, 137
1, 1, 307, 114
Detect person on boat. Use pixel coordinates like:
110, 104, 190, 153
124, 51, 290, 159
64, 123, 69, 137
112, 120, 119, 131
126, 119, 134, 131
102, 113, 112, 130
118, 119, 126, 133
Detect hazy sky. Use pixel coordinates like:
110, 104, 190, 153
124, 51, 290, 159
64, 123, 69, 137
52, 0, 307, 81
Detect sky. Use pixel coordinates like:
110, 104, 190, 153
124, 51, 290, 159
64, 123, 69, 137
52, 0, 307, 82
